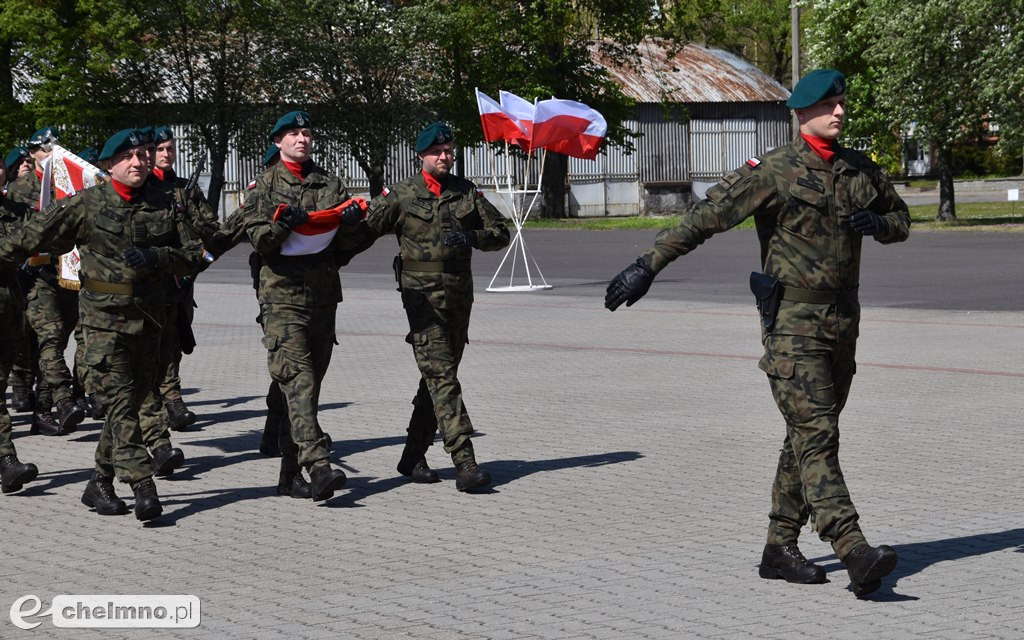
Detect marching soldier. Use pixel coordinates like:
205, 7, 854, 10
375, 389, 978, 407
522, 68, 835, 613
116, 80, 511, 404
363, 122, 510, 492
605, 69, 910, 597
0, 128, 206, 521
0, 167, 39, 496
242, 111, 366, 502
5, 127, 85, 436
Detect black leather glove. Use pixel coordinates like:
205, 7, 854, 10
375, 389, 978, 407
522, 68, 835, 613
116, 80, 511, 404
122, 247, 159, 268
338, 200, 365, 226
443, 230, 477, 248
849, 209, 889, 236
278, 205, 308, 229
605, 258, 655, 311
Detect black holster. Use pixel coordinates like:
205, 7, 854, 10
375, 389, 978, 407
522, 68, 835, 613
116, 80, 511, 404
749, 271, 783, 333
392, 254, 403, 292
247, 251, 261, 291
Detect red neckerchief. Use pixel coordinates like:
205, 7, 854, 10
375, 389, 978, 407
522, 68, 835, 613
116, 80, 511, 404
800, 133, 837, 164
111, 179, 136, 202
282, 160, 310, 180
421, 170, 442, 198
153, 167, 176, 182
34, 167, 43, 180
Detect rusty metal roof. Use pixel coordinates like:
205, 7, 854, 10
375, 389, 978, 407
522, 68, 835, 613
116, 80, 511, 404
593, 40, 790, 104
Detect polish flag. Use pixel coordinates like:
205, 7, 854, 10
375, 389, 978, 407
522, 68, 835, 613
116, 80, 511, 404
498, 90, 535, 149
475, 89, 527, 144
531, 98, 607, 160
273, 197, 367, 256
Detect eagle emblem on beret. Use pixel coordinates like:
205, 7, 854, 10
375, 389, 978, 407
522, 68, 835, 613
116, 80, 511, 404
296, 114, 306, 126
129, 133, 139, 145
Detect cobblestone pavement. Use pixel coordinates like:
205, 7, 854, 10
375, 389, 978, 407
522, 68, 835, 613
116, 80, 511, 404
2, 265, 1022, 639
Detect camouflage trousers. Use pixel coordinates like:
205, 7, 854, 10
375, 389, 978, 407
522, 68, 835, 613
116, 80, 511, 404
759, 334, 866, 559
9, 316, 38, 394
139, 307, 180, 451
0, 284, 25, 457
25, 273, 80, 408
403, 301, 474, 464
83, 326, 159, 484
260, 303, 334, 469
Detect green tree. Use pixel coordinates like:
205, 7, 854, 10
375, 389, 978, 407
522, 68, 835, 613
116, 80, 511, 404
977, 0, 1024, 175
806, 0, 996, 220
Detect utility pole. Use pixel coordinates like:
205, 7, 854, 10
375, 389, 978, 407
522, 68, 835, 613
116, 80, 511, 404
790, 1, 801, 135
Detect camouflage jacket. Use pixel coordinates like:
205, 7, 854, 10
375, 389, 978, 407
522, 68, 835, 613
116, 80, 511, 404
151, 169, 221, 244
0, 180, 205, 333
365, 173, 510, 310
5, 169, 42, 209
641, 136, 910, 340
0, 197, 24, 298
244, 161, 370, 307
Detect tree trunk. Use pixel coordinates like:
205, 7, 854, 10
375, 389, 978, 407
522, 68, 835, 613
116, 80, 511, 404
935, 144, 956, 221
541, 152, 568, 218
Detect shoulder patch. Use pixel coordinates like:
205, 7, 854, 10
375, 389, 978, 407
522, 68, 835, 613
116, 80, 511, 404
246, 179, 257, 190
381, 187, 390, 197
475, 189, 485, 198
746, 157, 761, 168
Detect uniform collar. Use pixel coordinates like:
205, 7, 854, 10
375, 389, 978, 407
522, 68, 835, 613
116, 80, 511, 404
792, 136, 833, 171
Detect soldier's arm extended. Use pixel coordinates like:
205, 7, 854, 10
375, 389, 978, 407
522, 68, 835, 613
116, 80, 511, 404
0, 196, 83, 265
469, 189, 510, 251
641, 163, 777, 273
243, 177, 293, 254
205, 202, 250, 259
181, 184, 222, 243
363, 188, 403, 240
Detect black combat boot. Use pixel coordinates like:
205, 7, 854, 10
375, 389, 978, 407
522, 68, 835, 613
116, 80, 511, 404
1, 455, 38, 493
455, 459, 491, 492
151, 444, 185, 477
397, 446, 440, 484
758, 544, 827, 584
844, 544, 898, 597
11, 388, 34, 413
308, 462, 347, 502
276, 458, 312, 499
30, 410, 64, 436
81, 472, 129, 515
166, 397, 196, 431
74, 395, 91, 418
131, 477, 163, 521
56, 398, 85, 433
89, 394, 106, 420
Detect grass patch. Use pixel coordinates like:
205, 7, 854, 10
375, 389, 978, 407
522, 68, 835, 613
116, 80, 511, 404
524, 202, 1024, 232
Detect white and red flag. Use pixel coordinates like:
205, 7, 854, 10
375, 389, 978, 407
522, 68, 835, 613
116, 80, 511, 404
475, 88, 528, 145
498, 90, 535, 149
37, 145, 106, 290
272, 198, 367, 256
531, 98, 607, 160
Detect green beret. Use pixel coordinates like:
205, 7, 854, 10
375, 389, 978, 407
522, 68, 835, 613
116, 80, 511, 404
415, 122, 453, 153
786, 69, 846, 109
98, 128, 146, 161
28, 126, 59, 147
262, 143, 280, 167
77, 147, 100, 165
5, 146, 29, 172
137, 126, 155, 144
268, 110, 311, 141
154, 126, 174, 143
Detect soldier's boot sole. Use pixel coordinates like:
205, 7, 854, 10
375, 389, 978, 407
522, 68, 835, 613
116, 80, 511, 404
757, 564, 827, 584
81, 493, 129, 516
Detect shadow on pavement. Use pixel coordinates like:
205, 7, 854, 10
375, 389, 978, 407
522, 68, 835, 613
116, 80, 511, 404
812, 527, 1024, 602
487, 450, 644, 488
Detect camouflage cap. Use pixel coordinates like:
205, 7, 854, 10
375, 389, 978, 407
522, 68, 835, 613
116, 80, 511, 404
28, 126, 59, 148
268, 110, 312, 141
154, 126, 174, 143
262, 143, 281, 167
77, 147, 100, 165
786, 69, 846, 109
415, 122, 453, 153
5, 146, 30, 172
98, 128, 146, 161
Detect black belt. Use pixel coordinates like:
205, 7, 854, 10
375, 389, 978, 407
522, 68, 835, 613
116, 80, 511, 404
782, 285, 858, 304
402, 259, 471, 274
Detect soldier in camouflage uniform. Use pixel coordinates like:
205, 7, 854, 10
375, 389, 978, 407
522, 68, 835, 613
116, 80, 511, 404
605, 70, 910, 598
364, 122, 510, 492
3, 147, 39, 415
0, 128, 206, 521
6, 127, 87, 436
0, 173, 40, 495
243, 111, 366, 502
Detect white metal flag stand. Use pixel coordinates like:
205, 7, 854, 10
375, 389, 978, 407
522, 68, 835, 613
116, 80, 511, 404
486, 145, 552, 292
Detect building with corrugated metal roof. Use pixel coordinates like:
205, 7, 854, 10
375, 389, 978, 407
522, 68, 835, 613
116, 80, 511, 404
581, 39, 792, 215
